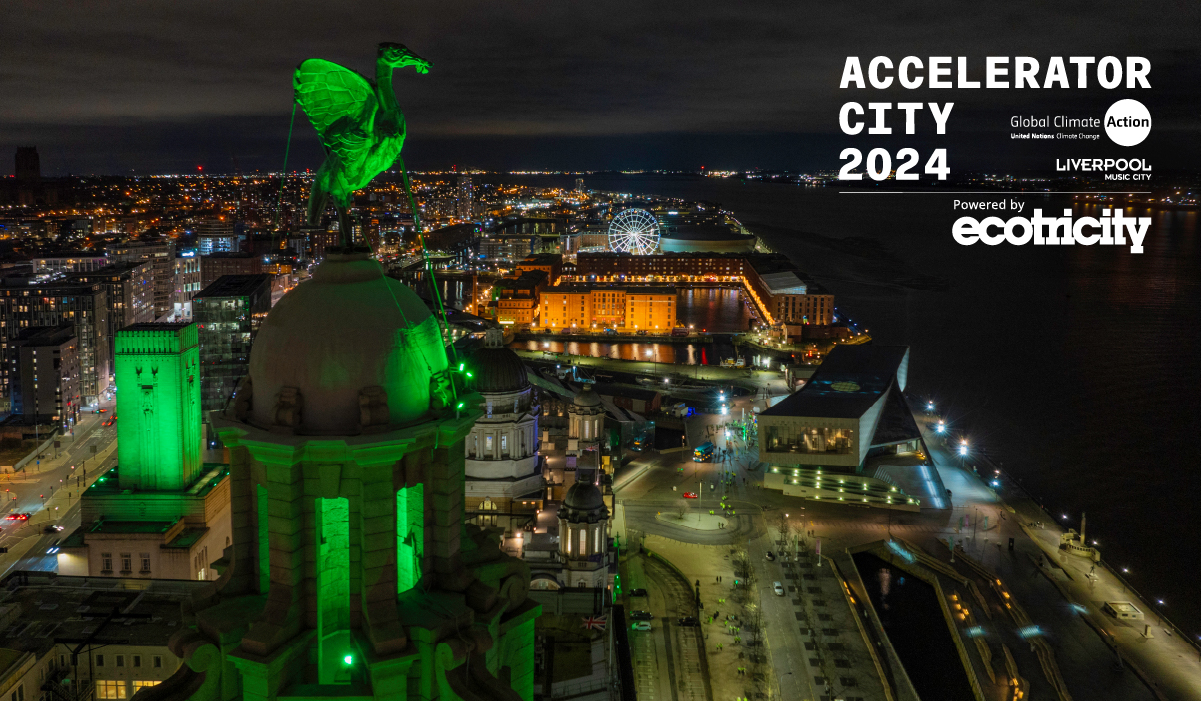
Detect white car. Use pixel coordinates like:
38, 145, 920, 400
773, 582, 785, 596
631, 621, 652, 631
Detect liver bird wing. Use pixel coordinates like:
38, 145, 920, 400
293, 59, 377, 148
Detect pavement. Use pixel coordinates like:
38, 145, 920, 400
606, 360, 1201, 700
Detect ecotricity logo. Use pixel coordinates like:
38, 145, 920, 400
952, 206, 1150, 254
1105, 99, 1151, 146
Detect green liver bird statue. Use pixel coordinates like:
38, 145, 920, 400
293, 42, 430, 249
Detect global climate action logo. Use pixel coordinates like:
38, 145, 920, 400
1104, 99, 1151, 146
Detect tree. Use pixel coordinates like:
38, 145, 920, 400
774, 513, 793, 551
743, 601, 765, 647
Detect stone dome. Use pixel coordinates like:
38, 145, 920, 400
561, 480, 608, 523
247, 252, 448, 434
470, 328, 529, 394
573, 383, 602, 408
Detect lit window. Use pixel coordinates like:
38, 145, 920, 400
95, 681, 125, 699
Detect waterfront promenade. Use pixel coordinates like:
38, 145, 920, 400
609, 365, 1199, 700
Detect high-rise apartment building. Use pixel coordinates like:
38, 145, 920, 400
70, 260, 155, 361
0, 281, 109, 405
8, 323, 80, 426
456, 174, 473, 220
106, 240, 176, 319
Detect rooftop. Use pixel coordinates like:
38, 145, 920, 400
547, 283, 678, 295
760, 271, 808, 295
12, 323, 75, 346
194, 273, 271, 299
121, 322, 193, 332
85, 464, 229, 499
761, 345, 909, 419
0, 571, 205, 659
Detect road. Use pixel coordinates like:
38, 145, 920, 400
0, 405, 118, 578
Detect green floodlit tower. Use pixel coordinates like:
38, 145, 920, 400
139, 43, 539, 701
116, 323, 202, 491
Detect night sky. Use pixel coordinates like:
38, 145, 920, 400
2, 1, 1198, 174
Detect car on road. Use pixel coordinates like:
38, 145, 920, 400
629, 610, 654, 620
4, 513, 30, 521
765, 551, 776, 561
631, 621, 652, 631
628, 588, 647, 597
683, 492, 698, 499
676, 616, 699, 627
43, 524, 64, 533
773, 582, 785, 596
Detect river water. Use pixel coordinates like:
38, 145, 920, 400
492, 173, 1201, 635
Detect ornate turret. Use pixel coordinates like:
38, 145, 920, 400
148, 254, 540, 701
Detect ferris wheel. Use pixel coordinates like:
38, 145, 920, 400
607, 208, 660, 255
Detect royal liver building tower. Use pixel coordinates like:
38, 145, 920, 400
142, 252, 539, 701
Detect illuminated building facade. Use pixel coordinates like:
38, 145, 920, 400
70, 260, 156, 360
31, 254, 109, 277
106, 241, 176, 319
192, 274, 271, 412
759, 345, 945, 510
57, 322, 232, 581
575, 252, 835, 327
493, 270, 547, 326
456, 174, 473, 220
464, 329, 543, 540
173, 252, 203, 306
0, 281, 109, 405
8, 323, 79, 426
195, 218, 239, 255
539, 284, 676, 332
